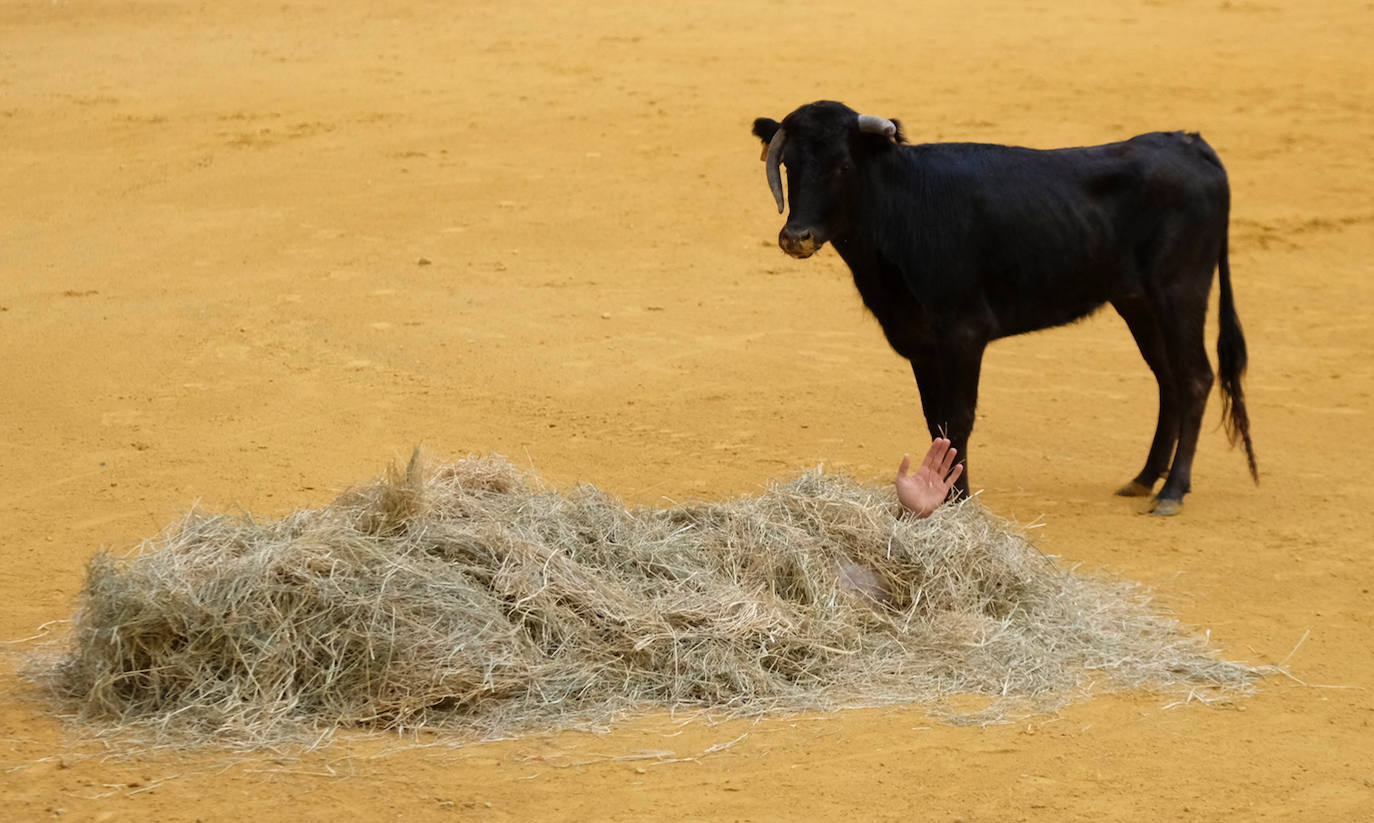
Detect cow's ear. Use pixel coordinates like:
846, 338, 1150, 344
889, 118, 908, 144
753, 118, 780, 160
852, 117, 906, 157
854, 116, 906, 147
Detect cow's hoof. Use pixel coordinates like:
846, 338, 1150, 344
1149, 498, 1183, 517
1115, 480, 1154, 497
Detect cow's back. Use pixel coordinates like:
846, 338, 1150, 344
875, 133, 1229, 339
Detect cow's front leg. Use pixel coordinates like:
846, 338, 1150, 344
911, 344, 983, 500
909, 357, 946, 442
941, 343, 984, 500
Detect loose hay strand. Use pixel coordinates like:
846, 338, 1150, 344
32, 453, 1267, 747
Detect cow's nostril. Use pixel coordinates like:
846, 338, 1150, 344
779, 226, 821, 258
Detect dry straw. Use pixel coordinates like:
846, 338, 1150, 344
36, 452, 1266, 747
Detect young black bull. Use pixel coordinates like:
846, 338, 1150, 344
752, 100, 1257, 515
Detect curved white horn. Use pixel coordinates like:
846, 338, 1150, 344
857, 114, 896, 138
765, 128, 786, 214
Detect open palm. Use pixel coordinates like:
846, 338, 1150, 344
896, 438, 964, 519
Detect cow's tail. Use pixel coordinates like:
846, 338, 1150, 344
1216, 225, 1259, 483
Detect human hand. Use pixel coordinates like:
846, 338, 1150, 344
895, 438, 964, 519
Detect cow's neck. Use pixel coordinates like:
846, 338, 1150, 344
832, 235, 940, 356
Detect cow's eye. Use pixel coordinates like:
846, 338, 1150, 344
830, 162, 852, 179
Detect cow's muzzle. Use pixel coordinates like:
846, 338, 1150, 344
779, 226, 822, 258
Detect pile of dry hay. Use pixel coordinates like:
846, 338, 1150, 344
40, 452, 1265, 746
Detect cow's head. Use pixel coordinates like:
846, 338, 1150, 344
752, 100, 905, 258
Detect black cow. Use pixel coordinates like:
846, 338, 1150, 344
751, 100, 1257, 515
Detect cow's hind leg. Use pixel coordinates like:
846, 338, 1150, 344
1112, 296, 1179, 497
1151, 284, 1215, 516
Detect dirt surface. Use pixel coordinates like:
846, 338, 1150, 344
3, 0, 1372, 820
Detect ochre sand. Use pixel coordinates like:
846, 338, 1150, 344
2, 1, 1371, 819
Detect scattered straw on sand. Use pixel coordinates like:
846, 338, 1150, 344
31, 452, 1267, 747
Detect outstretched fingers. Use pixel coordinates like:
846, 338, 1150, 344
944, 461, 965, 493
924, 437, 963, 496
939, 442, 959, 480
919, 438, 948, 475
923, 438, 959, 478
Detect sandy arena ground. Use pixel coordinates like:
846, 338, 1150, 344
3, 0, 1372, 820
